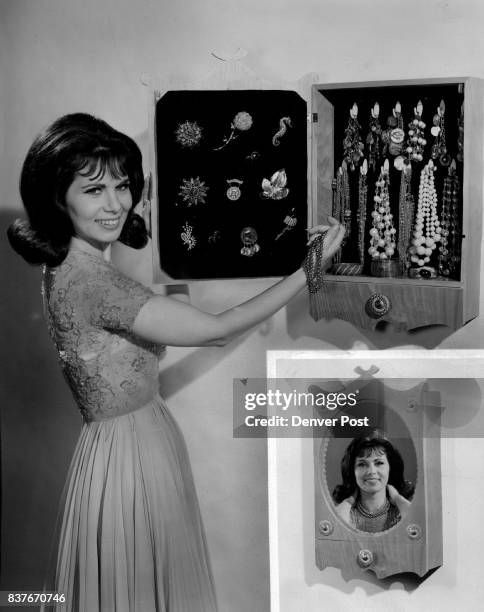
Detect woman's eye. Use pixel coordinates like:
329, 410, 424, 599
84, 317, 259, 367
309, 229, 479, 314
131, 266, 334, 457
117, 182, 130, 191
85, 187, 102, 195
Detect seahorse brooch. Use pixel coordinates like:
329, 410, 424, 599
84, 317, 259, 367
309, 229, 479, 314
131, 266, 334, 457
272, 116, 292, 146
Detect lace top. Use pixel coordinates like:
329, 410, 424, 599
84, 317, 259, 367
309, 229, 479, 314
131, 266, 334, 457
42, 247, 163, 422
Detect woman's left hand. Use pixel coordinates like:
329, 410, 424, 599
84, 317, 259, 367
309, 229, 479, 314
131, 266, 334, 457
133, 174, 152, 237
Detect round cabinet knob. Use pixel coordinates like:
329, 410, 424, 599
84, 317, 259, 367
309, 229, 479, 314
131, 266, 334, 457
406, 524, 423, 540
357, 549, 374, 568
365, 293, 392, 319
318, 520, 333, 536
406, 399, 418, 413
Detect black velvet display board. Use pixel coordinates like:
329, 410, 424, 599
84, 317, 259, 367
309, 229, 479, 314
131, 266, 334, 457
155, 90, 308, 280
319, 83, 464, 279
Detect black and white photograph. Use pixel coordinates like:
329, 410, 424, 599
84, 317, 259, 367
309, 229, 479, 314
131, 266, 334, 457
2, 2, 484, 611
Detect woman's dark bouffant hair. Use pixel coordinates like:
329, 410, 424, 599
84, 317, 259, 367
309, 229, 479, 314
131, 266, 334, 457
332, 429, 415, 504
7, 113, 148, 266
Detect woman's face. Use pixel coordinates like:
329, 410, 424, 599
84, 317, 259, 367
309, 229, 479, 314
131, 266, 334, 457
65, 166, 132, 249
354, 448, 390, 495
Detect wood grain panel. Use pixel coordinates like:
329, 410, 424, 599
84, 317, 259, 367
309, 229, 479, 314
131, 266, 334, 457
316, 280, 464, 331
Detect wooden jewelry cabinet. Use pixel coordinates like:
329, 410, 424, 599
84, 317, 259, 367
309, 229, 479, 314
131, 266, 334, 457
148, 73, 483, 332
310, 77, 483, 331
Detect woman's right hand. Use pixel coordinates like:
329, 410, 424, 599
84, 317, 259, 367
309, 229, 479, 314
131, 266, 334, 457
307, 216, 346, 272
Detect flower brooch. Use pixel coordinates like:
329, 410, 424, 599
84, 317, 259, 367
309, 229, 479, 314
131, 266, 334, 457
214, 111, 253, 151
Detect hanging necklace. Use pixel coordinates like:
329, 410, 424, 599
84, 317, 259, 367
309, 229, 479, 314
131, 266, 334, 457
457, 102, 464, 163
366, 103, 382, 172
368, 159, 396, 261
389, 101, 405, 158
382, 102, 404, 162
357, 159, 368, 266
398, 163, 415, 272
438, 160, 461, 277
333, 161, 350, 262
343, 103, 364, 171
408, 160, 442, 268
431, 99, 450, 167
405, 100, 427, 164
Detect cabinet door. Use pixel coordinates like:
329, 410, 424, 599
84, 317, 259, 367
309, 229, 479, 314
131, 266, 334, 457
309, 77, 484, 331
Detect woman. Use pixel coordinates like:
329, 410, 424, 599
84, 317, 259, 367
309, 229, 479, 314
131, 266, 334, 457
332, 430, 414, 533
7, 113, 344, 611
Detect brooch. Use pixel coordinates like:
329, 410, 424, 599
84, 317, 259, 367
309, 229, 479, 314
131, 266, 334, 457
226, 179, 243, 201
178, 177, 209, 206
240, 227, 260, 257
208, 230, 221, 244
272, 116, 292, 146
214, 111, 253, 151
275, 208, 297, 240
175, 121, 203, 148
180, 223, 197, 250
261, 169, 289, 200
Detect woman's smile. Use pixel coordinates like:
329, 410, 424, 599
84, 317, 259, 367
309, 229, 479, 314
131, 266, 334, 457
95, 217, 123, 229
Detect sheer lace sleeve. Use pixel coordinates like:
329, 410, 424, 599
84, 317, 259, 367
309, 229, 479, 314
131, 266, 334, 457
82, 261, 154, 333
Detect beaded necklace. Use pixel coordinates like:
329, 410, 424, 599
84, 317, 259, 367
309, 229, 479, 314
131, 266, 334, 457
368, 160, 396, 261
357, 159, 368, 266
398, 164, 415, 271
457, 102, 464, 163
333, 162, 350, 263
406, 100, 427, 163
356, 497, 390, 518
302, 232, 330, 321
438, 161, 461, 277
408, 160, 442, 268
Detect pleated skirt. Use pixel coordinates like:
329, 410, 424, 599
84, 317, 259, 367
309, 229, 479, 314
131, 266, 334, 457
43, 396, 218, 612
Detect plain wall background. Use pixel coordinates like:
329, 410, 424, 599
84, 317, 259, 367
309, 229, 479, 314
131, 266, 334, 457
2, 1, 484, 611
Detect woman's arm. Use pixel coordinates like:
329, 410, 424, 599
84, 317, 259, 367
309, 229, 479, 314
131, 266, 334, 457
132, 220, 345, 347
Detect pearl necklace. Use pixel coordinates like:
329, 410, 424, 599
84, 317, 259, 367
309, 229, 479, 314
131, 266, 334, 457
409, 160, 442, 267
368, 159, 396, 260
